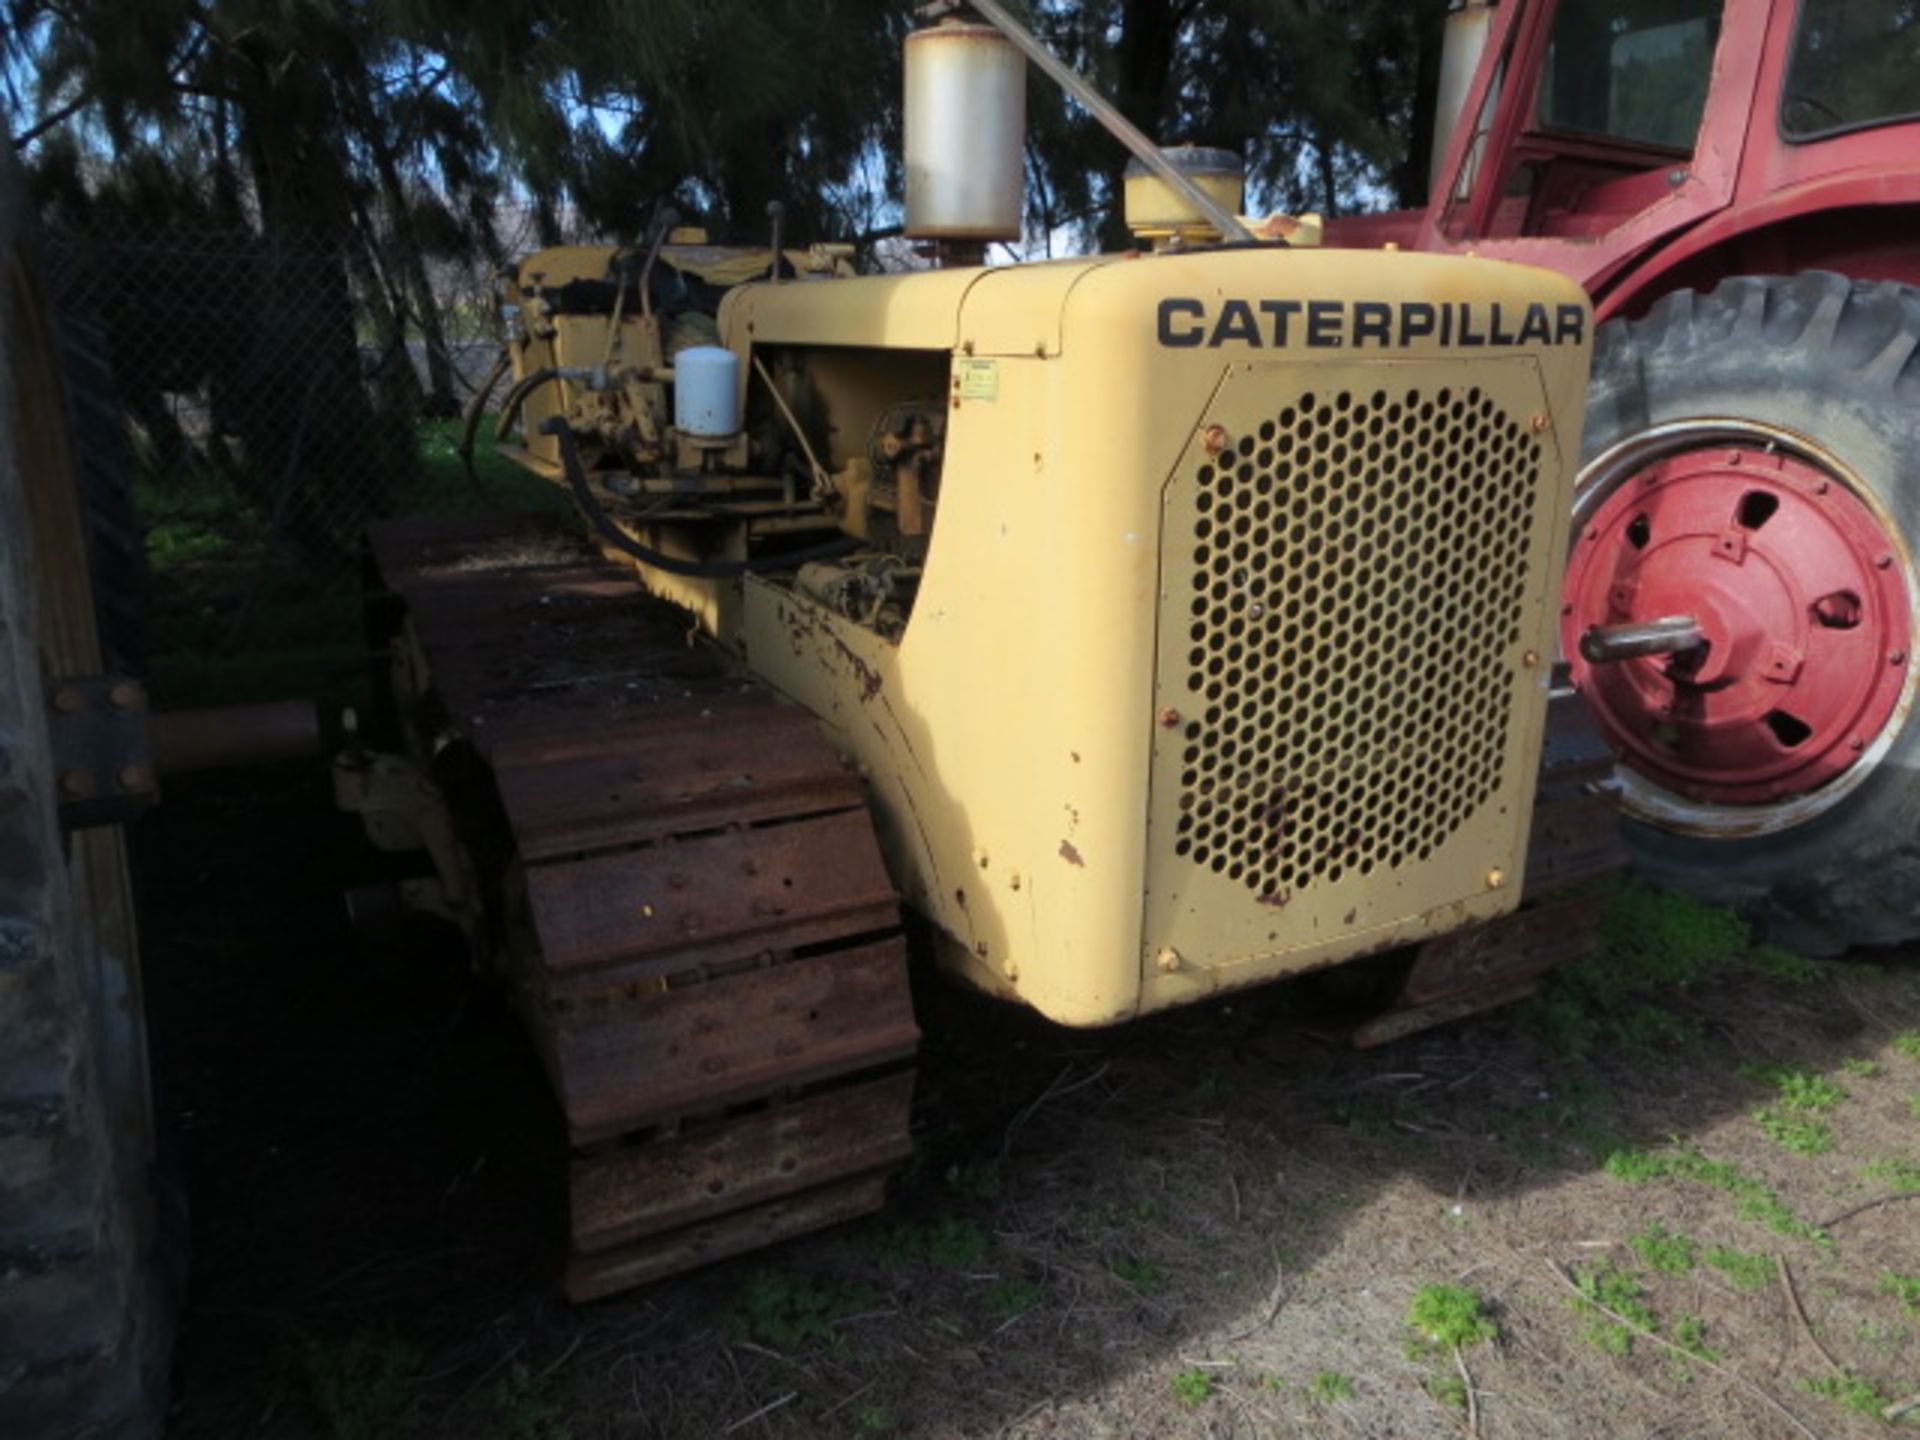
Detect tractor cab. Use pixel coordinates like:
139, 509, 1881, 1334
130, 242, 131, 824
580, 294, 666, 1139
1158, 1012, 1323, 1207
1329, 0, 1920, 317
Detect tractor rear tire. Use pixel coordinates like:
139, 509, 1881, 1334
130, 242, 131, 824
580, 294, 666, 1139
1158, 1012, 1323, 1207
1, 168, 170, 1437
1580, 272, 1920, 954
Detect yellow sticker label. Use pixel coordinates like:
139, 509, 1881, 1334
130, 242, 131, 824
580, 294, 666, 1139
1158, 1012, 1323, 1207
957, 357, 999, 401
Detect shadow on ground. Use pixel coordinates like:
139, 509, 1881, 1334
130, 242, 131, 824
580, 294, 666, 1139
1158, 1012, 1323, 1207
139, 767, 1920, 1439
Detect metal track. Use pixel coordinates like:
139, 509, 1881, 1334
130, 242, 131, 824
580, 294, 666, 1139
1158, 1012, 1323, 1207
366, 515, 917, 1301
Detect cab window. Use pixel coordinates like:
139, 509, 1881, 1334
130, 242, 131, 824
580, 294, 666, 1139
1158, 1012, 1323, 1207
1539, 0, 1720, 150
1782, 0, 1920, 138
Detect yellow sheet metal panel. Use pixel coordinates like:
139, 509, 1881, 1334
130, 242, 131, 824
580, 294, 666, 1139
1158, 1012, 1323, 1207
1139, 355, 1561, 1008
683, 246, 1589, 1027
719, 265, 988, 351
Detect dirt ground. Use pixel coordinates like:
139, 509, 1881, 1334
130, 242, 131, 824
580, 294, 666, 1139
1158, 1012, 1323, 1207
138, 767, 1920, 1440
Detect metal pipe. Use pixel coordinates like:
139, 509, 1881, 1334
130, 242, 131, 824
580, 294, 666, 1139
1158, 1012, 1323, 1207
1578, 615, 1706, 665
942, 0, 1256, 245
150, 700, 321, 776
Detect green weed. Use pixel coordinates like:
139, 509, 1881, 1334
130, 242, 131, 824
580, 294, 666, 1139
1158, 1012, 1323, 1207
1881, 1272, 1920, 1316
1309, 1370, 1357, 1404
1748, 944, 1820, 984
1893, 1031, 1920, 1063
485, 1364, 572, 1440
1604, 1145, 1826, 1241
1704, 1245, 1776, 1290
1406, 1284, 1498, 1353
942, 1159, 1002, 1201
987, 1278, 1043, 1320
1429, 1375, 1469, 1411
1629, 1222, 1698, 1274
862, 1216, 991, 1270
1752, 1068, 1849, 1111
1672, 1314, 1719, 1363
1169, 1367, 1215, 1406
1334, 1097, 1397, 1140
1843, 1058, 1882, 1078
1109, 1255, 1168, 1295
300, 1331, 422, 1440
924, 1217, 991, 1268
1803, 1370, 1896, 1419
1523, 882, 1746, 1058
855, 1404, 898, 1434
1753, 1106, 1835, 1155
1568, 1264, 1656, 1356
730, 1270, 872, 1350
1862, 1155, 1920, 1189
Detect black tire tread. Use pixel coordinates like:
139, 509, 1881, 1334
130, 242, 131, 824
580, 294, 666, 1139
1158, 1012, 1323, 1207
0, 160, 166, 1438
1586, 272, 1920, 954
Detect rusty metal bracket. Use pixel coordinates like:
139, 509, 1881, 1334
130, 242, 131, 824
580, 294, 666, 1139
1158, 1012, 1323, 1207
44, 676, 159, 830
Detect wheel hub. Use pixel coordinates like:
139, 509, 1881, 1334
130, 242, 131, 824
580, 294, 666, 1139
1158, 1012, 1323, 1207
1562, 444, 1911, 806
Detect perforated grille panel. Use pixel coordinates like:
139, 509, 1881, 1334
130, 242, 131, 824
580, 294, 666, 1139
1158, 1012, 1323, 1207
1171, 384, 1543, 903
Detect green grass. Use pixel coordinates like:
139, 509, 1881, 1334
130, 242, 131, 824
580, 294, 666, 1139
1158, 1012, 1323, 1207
1308, 1370, 1357, 1404
1803, 1370, 1897, 1420
1672, 1314, 1719, 1363
987, 1278, 1043, 1320
862, 1216, 991, 1270
1753, 1106, 1835, 1155
1428, 1374, 1469, 1411
1747, 944, 1820, 984
1568, 1264, 1657, 1355
1748, 1067, 1849, 1112
1893, 1031, 1920, 1063
1704, 1245, 1776, 1290
1843, 1058, 1882, 1078
1406, 1283, 1498, 1352
484, 1363, 573, 1440
1169, 1367, 1215, 1406
1629, 1222, 1698, 1274
1604, 1145, 1826, 1242
855, 1404, 898, 1434
729, 1270, 872, 1350
137, 419, 570, 714
1109, 1255, 1168, 1295
1881, 1272, 1920, 1317
1522, 882, 1746, 1059
1862, 1155, 1920, 1189
300, 1331, 421, 1440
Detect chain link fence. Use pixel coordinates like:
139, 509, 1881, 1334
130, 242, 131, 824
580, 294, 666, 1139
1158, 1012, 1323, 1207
43, 219, 563, 707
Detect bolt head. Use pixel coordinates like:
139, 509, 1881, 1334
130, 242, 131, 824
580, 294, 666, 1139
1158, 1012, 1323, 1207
1158, 707, 1182, 729
51, 687, 85, 714
108, 681, 144, 710
1530, 413, 1550, 433
59, 769, 96, 798
1485, 867, 1506, 889
115, 763, 152, 791
1521, 649, 1540, 667
1155, 947, 1182, 973
1878, 553, 1895, 569
1892, 649, 1908, 666
1202, 425, 1230, 456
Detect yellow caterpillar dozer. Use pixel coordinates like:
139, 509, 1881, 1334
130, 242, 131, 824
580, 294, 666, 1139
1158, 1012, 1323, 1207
342, 0, 1629, 1300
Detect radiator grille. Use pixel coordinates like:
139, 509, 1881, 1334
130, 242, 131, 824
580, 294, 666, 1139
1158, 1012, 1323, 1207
1173, 385, 1543, 903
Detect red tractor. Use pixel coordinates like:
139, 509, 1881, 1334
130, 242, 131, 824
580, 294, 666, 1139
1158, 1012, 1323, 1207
1329, 0, 1920, 953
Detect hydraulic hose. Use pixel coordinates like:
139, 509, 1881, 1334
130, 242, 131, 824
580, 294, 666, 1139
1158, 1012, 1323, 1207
457, 348, 511, 485
494, 366, 562, 444
542, 417, 861, 579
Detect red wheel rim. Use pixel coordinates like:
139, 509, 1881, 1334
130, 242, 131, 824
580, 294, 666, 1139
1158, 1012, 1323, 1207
1562, 444, 1911, 806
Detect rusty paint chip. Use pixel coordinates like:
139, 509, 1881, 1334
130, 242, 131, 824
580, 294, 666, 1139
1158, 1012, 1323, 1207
1058, 839, 1084, 867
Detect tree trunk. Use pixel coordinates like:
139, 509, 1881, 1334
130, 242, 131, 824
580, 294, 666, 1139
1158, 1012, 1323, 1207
1097, 0, 1180, 252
